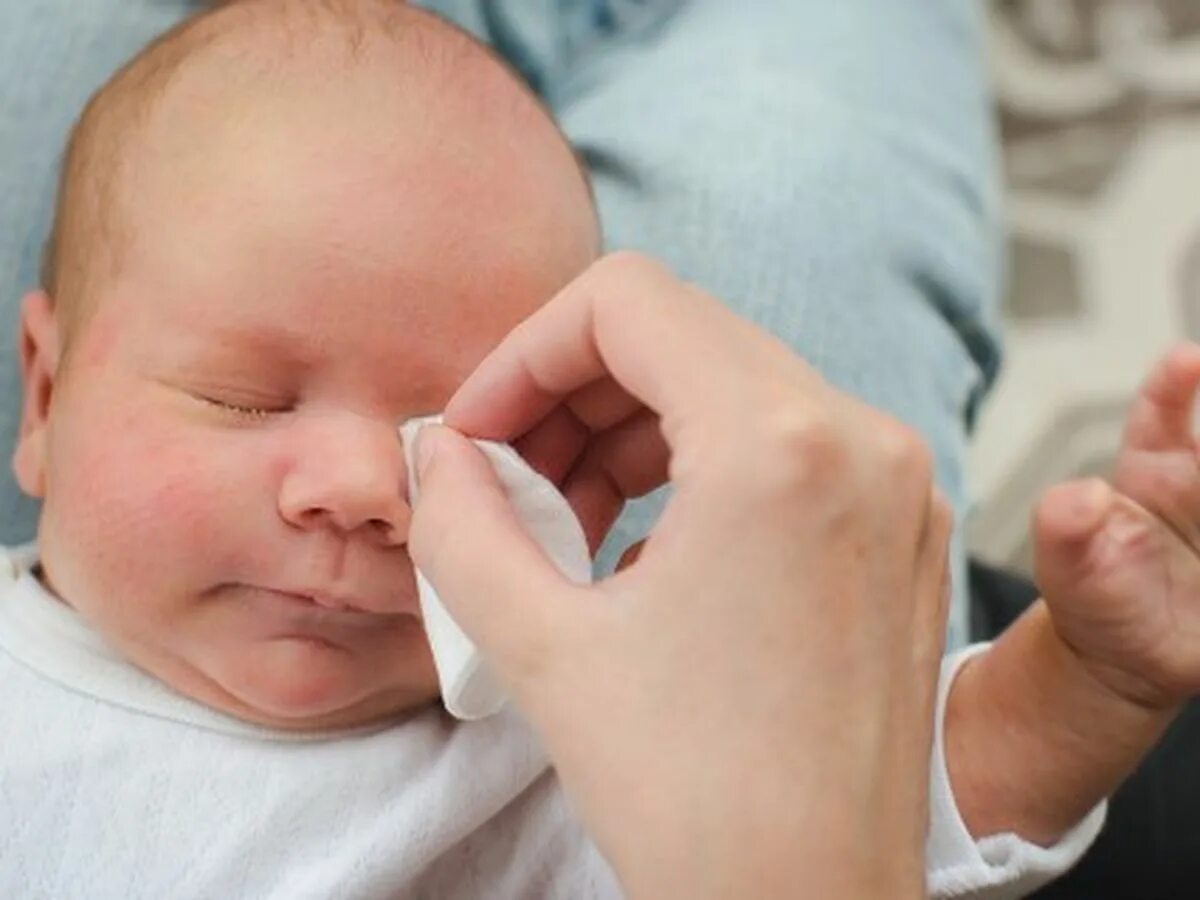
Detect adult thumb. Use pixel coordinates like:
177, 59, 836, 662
407, 423, 576, 668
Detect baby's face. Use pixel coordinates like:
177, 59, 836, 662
21, 88, 596, 730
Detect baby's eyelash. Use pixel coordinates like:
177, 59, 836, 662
202, 397, 283, 419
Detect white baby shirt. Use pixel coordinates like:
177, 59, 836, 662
0, 544, 1104, 899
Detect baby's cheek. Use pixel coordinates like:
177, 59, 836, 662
140, 447, 263, 560
56, 420, 240, 571
85, 436, 196, 527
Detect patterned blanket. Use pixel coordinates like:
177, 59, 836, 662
970, 0, 1200, 573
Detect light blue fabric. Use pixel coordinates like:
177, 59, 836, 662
0, 0, 1000, 648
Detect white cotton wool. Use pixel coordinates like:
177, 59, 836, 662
399, 416, 592, 720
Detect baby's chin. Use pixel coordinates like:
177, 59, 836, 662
201, 632, 441, 731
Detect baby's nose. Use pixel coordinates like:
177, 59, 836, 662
278, 414, 409, 544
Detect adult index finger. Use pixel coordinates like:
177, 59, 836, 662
442, 252, 796, 444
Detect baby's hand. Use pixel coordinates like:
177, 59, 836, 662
1034, 343, 1200, 710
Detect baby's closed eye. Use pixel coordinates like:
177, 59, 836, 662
200, 395, 290, 420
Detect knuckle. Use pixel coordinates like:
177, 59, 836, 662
737, 404, 849, 496
930, 488, 953, 529
584, 252, 679, 323
876, 420, 933, 482
592, 250, 671, 287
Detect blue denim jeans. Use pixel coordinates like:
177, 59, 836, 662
0, 0, 1000, 648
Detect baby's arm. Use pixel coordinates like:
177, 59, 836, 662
943, 344, 1200, 847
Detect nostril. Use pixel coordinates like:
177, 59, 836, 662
368, 518, 395, 539
299, 508, 329, 528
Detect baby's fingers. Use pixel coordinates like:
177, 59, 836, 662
1033, 479, 1116, 601
1122, 343, 1200, 454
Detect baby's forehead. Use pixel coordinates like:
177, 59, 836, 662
120, 10, 507, 178
51, 0, 596, 331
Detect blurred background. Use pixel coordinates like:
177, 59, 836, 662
968, 0, 1200, 575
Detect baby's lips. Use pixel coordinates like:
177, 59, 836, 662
267, 575, 420, 618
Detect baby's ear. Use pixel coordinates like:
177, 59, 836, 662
11, 290, 61, 498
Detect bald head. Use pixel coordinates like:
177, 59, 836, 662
44, 0, 597, 343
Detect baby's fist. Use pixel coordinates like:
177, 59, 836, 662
1034, 344, 1200, 711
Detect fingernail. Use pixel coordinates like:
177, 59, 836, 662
416, 426, 441, 477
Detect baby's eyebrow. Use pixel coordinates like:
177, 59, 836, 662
184, 321, 315, 366
141, 324, 312, 384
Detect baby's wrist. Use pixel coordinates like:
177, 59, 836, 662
1059, 642, 1182, 717
1016, 602, 1179, 752
947, 601, 1174, 843
1048, 614, 1186, 717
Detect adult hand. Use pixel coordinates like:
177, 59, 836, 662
409, 253, 952, 900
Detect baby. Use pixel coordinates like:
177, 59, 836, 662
2, 0, 1196, 897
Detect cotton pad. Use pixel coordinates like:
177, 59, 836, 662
399, 415, 592, 720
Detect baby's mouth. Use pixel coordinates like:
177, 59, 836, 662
277, 589, 373, 614
235, 584, 417, 634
